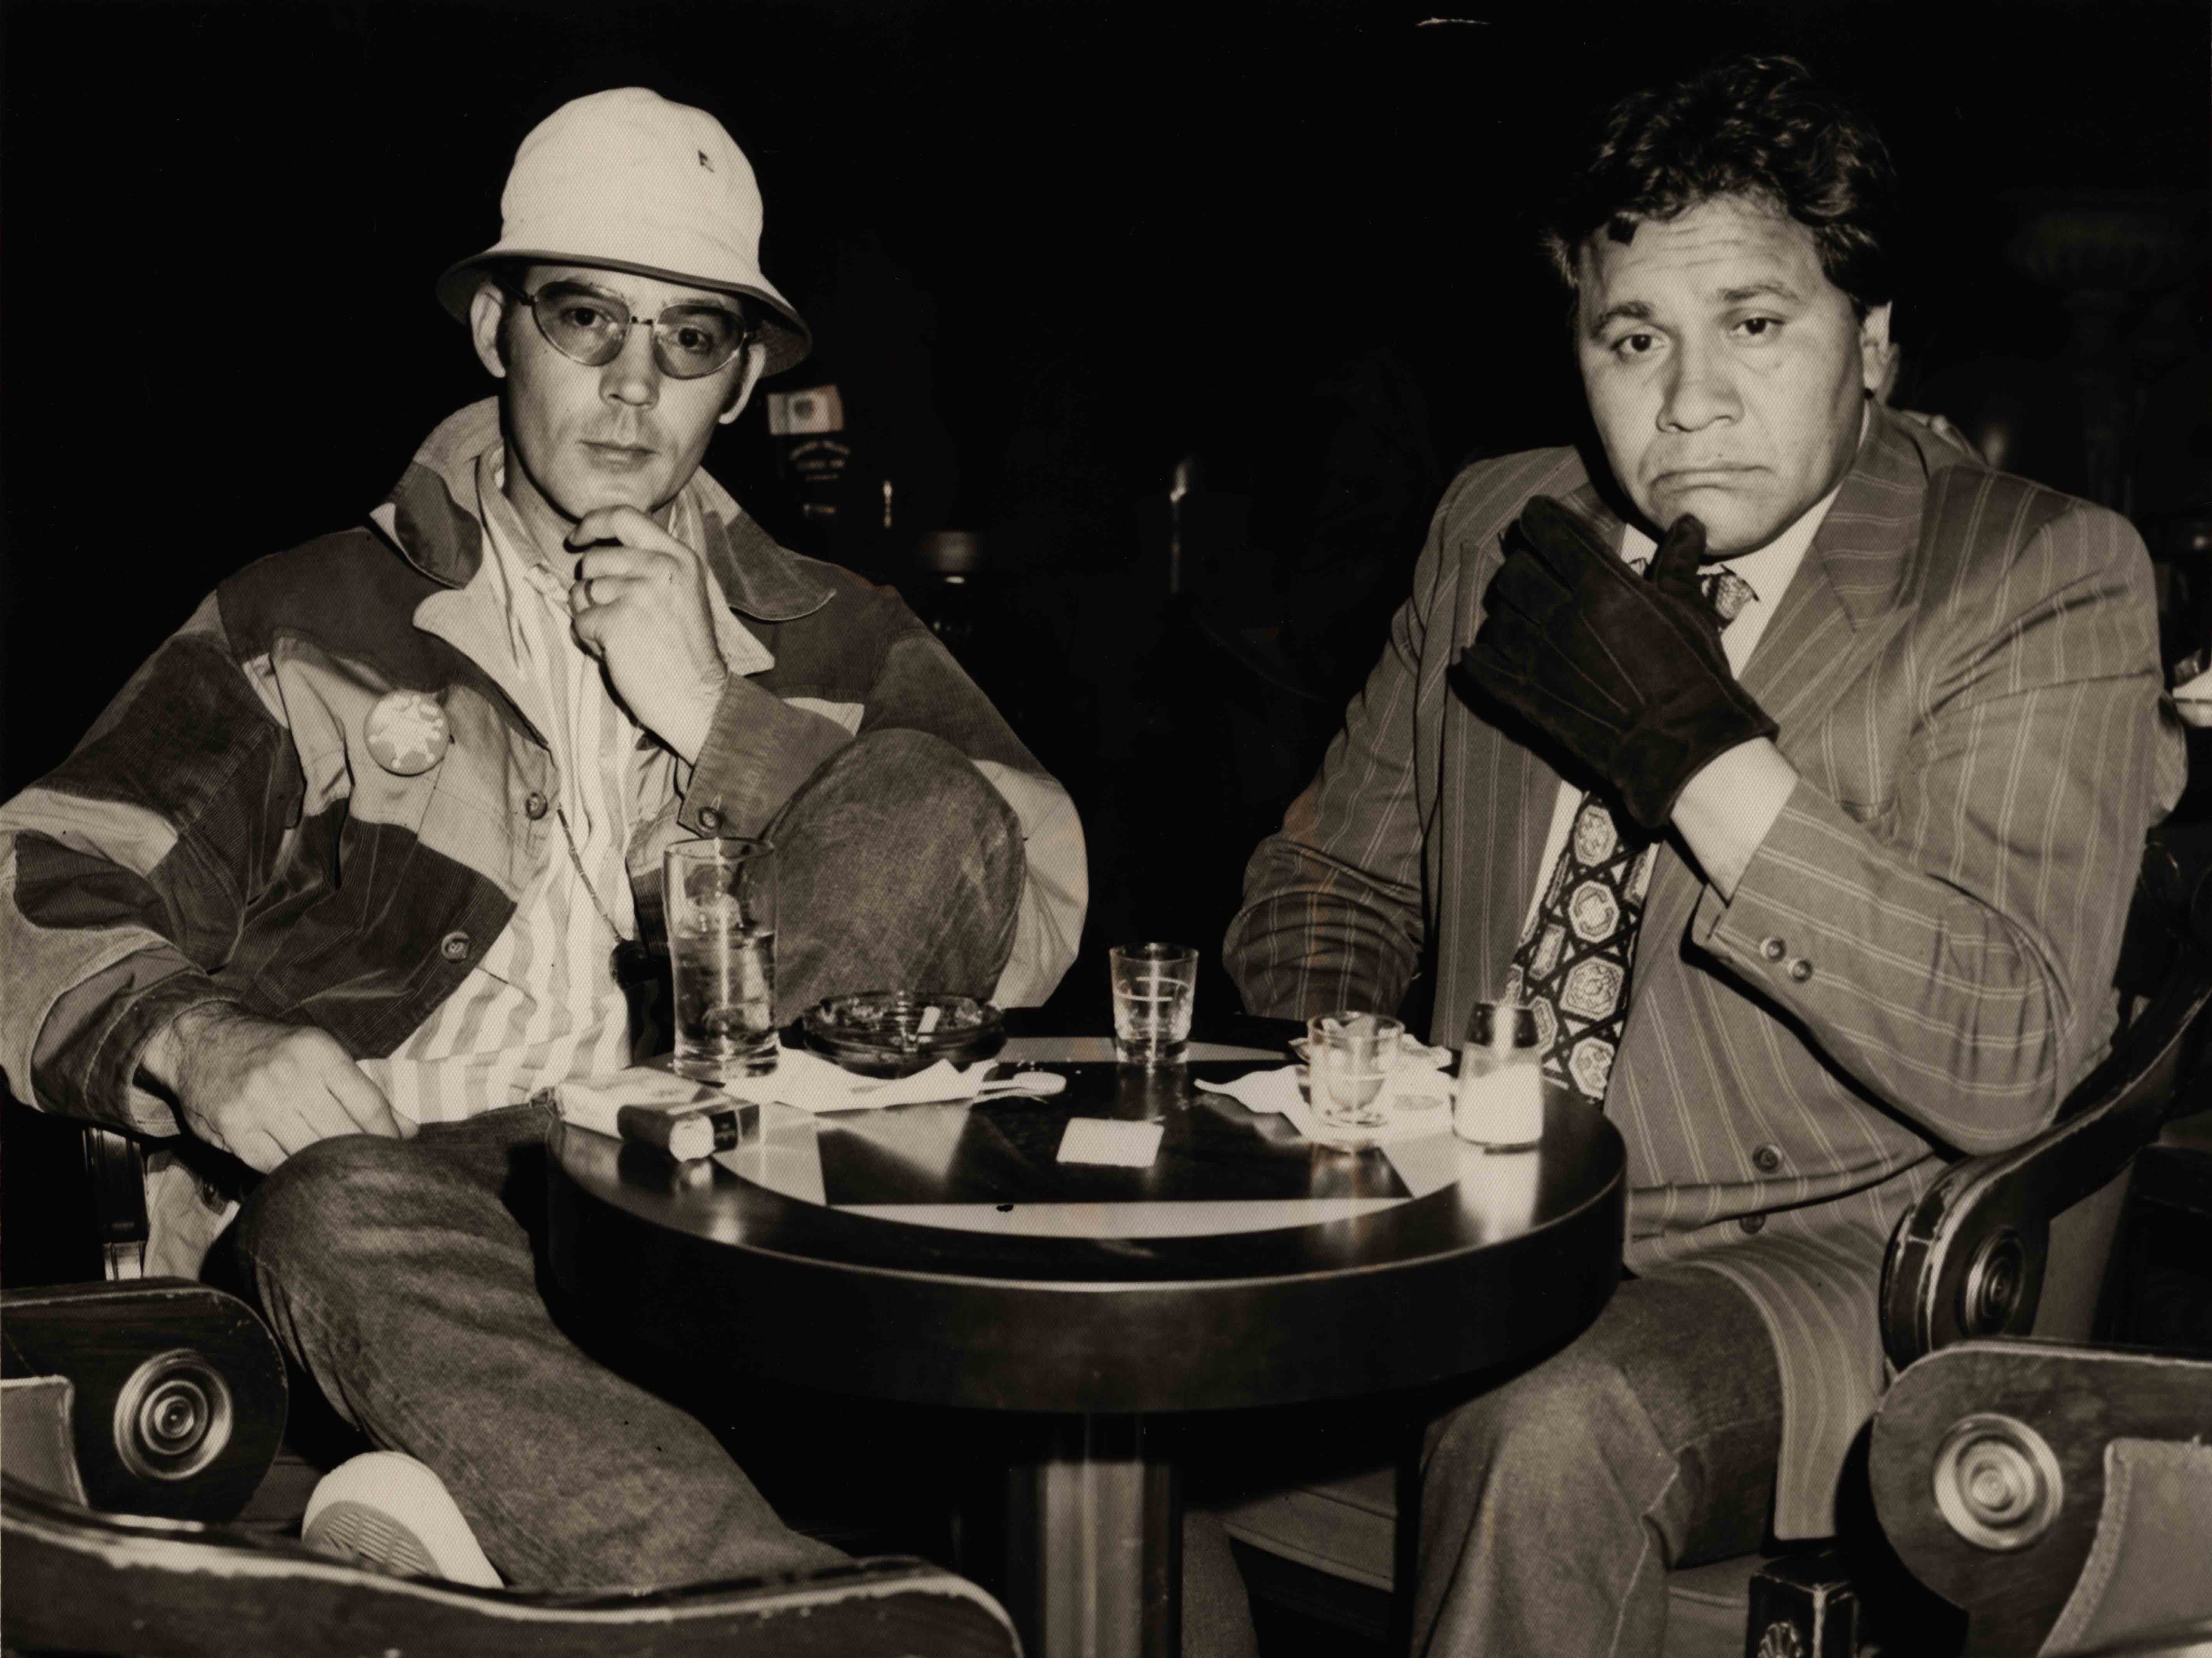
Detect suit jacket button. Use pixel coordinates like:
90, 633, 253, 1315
1786, 956, 1813, 983
698, 806, 723, 832
440, 930, 472, 963
1738, 1213, 1767, 1234
1761, 936, 1787, 962
1753, 1144, 1783, 1173
523, 791, 550, 820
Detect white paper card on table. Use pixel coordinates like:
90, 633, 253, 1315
1057, 1117, 1165, 1167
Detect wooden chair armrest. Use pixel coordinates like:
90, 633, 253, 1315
1869, 1340, 2212, 1658
2047, 1617, 2212, 1658
0, 1278, 286, 1522
1879, 948, 2212, 1370
1, 1476, 1022, 1658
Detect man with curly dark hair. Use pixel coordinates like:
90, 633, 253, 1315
1224, 54, 2180, 1653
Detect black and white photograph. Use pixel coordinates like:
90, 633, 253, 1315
3, 3, 2208, 1655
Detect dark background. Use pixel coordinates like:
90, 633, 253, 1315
2, 0, 2207, 1061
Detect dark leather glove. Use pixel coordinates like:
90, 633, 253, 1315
1459, 497, 1778, 833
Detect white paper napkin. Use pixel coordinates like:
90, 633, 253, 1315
1192, 1067, 1305, 1115
716, 1047, 1001, 1113
557, 1049, 1001, 1131
1195, 1054, 1457, 1147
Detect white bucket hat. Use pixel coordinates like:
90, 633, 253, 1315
437, 87, 811, 376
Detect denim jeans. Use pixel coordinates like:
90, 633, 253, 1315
757, 728, 1024, 1021
235, 729, 1024, 1590
1412, 1271, 1786, 1657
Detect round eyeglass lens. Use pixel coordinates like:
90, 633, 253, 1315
652, 304, 745, 377
532, 284, 628, 364
529, 282, 745, 379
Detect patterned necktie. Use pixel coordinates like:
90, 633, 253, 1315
1501, 563, 1756, 1105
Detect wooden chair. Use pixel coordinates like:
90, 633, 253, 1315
1217, 825, 2212, 1657
1870, 1340, 2212, 1658
1, 1278, 1022, 1658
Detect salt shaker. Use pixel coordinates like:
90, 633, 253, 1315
1456, 1001, 1544, 1150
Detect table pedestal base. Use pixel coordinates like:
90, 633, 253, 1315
1003, 1415, 1179, 1658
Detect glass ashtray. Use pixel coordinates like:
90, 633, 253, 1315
801, 991, 1006, 1078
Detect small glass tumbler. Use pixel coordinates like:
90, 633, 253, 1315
1306, 1011, 1404, 1133
1109, 943, 1198, 1067
665, 836, 779, 1080
1456, 1001, 1543, 1150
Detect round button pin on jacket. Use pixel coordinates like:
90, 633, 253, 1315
365, 691, 451, 777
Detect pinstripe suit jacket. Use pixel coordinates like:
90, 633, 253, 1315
1225, 408, 2183, 1535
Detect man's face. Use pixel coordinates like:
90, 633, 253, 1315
1574, 195, 1891, 556
469, 264, 764, 545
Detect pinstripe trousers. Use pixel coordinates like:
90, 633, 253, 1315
1412, 1273, 1783, 1657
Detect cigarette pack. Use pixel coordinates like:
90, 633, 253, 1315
551, 1067, 746, 1162
615, 1100, 743, 1162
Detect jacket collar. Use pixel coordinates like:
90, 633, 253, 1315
1555, 403, 1938, 635
1792, 404, 1944, 631
370, 398, 834, 623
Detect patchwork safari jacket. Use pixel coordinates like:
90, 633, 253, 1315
0, 399, 1085, 1170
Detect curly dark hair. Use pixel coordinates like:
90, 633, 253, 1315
1541, 54, 1899, 317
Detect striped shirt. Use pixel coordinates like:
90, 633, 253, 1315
359, 452, 701, 1122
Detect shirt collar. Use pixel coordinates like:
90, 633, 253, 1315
1617, 487, 1837, 616
1615, 404, 1869, 611
472, 443, 777, 679
372, 397, 836, 625
474, 451, 568, 605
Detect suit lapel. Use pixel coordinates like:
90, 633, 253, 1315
1635, 410, 1933, 977
1491, 478, 1621, 962
1455, 722, 1562, 1009
1739, 412, 1929, 721
1440, 469, 1605, 1019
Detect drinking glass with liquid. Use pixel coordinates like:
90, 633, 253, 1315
1307, 1011, 1405, 1133
666, 836, 779, 1080
1109, 943, 1198, 1067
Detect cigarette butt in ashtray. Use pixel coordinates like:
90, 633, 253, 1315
618, 1099, 746, 1161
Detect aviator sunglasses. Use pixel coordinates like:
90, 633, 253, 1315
498, 276, 757, 379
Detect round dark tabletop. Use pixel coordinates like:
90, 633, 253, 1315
546, 1054, 1625, 1415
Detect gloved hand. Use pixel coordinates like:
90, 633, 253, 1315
1459, 497, 1777, 833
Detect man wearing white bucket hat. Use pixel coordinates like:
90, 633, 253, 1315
0, 87, 1084, 1587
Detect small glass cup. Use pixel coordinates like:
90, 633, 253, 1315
1109, 943, 1198, 1067
665, 837, 779, 1080
1306, 1011, 1404, 1133
1456, 1001, 1543, 1151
